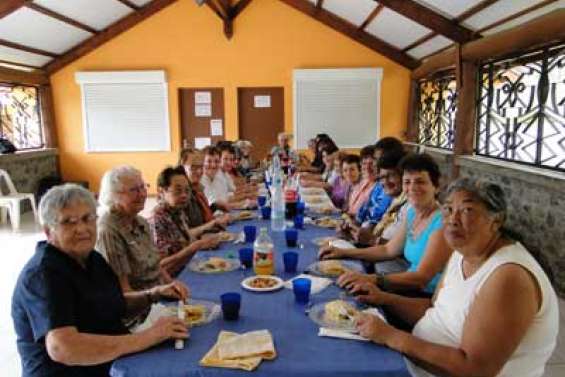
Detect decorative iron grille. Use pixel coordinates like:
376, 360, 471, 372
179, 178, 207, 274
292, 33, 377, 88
0, 84, 43, 150
416, 73, 457, 150
476, 44, 565, 172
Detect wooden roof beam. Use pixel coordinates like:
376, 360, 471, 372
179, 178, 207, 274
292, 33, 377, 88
375, 0, 475, 43
205, 0, 253, 39
0, 38, 58, 58
279, 0, 418, 69
0, 65, 49, 85
358, 4, 384, 31
44, 0, 179, 75
25, 3, 97, 34
114, 0, 141, 11
0, 0, 32, 20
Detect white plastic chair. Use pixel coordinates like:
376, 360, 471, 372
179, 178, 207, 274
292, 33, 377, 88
0, 169, 38, 231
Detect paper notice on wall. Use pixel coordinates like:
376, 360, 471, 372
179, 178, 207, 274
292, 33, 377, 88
254, 95, 271, 108
195, 104, 212, 117
210, 119, 223, 136
195, 91, 211, 104
195, 137, 212, 149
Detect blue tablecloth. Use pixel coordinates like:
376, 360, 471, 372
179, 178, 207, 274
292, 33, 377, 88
111, 216, 410, 377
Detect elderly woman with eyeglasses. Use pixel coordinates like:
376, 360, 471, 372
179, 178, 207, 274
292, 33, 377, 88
149, 166, 227, 276
352, 178, 559, 377
12, 184, 189, 376
96, 166, 189, 299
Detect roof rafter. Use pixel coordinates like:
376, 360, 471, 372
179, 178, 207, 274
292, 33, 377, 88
205, 0, 253, 39
0, 38, 58, 58
477, 0, 560, 33
0, 59, 42, 70
25, 3, 97, 34
114, 0, 141, 11
278, 0, 418, 69
375, 0, 475, 43
0, 0, 32, 20
358, 4, 384, 31
44, 0, 179, 74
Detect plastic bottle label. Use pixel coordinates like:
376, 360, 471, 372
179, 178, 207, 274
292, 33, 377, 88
254, 251, 274, 275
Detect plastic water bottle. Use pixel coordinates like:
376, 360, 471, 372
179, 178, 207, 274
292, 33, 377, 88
253, 227, 275, 275
270, 155, 286, 231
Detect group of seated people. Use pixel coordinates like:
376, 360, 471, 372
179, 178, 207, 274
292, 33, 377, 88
11, 133, 559, 377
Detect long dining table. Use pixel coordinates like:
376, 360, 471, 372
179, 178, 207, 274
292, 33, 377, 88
110, 212, 410, 377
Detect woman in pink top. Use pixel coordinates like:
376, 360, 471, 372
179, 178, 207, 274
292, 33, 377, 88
345, 146, 378, 216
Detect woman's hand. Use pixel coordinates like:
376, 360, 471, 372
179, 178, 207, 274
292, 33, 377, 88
351, 282, 387, 306
336, 271, 373, 288
152, 280, 190, 302
318, 245, 346, 260
146, 316, 189, 344
197, 236, 221, 250
352, 227, 376, 246
355, 313, 395, 344
215, 214, 231, 228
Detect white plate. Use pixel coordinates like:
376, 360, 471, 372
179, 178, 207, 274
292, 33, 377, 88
163, 299, 221, 327
307, 260, 364, 278
241, 275, 284, 292
308, 300, 361, 332
188, 257, 241, 274
311, 236, 339, 247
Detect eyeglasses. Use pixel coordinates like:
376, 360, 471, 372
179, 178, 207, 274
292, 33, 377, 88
57, 213, 97, 227
121, 183, 149, 195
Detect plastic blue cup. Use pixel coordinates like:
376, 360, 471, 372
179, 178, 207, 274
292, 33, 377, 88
285, 228, 298, 247
293, 214, 304, 230
257, 195, 267, 207
293, 278, 311, 304
220, 292, 241, 321
260, 206, 271, 220
239, 247, 254, 268
283, 251, 299, 273
243, 225, 257, 243
296, 201, 305, 215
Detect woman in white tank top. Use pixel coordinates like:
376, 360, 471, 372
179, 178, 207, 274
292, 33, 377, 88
351, 178, 559, 377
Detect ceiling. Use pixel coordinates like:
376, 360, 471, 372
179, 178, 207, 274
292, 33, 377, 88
0, 0, 563, 74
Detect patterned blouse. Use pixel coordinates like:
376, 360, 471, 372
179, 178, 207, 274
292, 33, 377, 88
148, 201, 194, 260
96, 209, 161, 291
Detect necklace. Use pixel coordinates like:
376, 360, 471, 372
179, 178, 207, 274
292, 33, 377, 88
408, 202, 438, 241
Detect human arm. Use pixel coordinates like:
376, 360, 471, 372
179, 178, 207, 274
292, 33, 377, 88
159, 237, 220, 276
45, 316, 188, 366
122, 280, 190, 315
357, 263, 541, 377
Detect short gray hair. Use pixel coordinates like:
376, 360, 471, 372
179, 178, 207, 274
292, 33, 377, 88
98, 165, 142, 209
39, 184, 97, 229
445, 178, 507, 221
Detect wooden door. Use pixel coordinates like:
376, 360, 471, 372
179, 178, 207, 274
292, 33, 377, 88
237, 87, 284, 162
179, 88, 224, 149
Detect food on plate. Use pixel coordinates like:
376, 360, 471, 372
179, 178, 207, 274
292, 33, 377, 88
199, 257, 230, 272
317, 260, 348, 277
312, 236, 338, 246
301, 188, 325, 195
248, 276, 279, 289
182, 304, 206, 326
310, 205, 335, 215
303, 195, 325, 204
323, 300, 359, 324
238, 210, 255, 220
218, 232, 236, 242
314, 217, 340, 228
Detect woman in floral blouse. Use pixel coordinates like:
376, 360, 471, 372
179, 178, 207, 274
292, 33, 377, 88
149, 166, 224, 276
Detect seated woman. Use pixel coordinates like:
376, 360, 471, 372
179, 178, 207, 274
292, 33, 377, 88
299, 144, 340, 189
340, 154, 362, 214
12, 184, 189, 376
342, 146, 377, 217
328, 151, 349, 209
321, 154, 452, 295
344, 150, 407, 247
149, 166, 225, 277
97, 166, 184, 292
354, 178, 559, 377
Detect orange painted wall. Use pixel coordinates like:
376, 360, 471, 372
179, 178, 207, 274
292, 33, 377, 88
50, 0, 411, 192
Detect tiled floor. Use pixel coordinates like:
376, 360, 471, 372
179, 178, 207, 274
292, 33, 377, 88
1, 212, 564, 376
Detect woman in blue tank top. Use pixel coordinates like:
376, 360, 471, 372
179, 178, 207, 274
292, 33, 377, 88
320, 153, 452, 295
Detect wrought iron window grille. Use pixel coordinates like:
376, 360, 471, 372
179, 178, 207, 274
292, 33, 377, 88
476, 43, 565, 172
0, 84, 44, 150
416, 72, 458, 150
